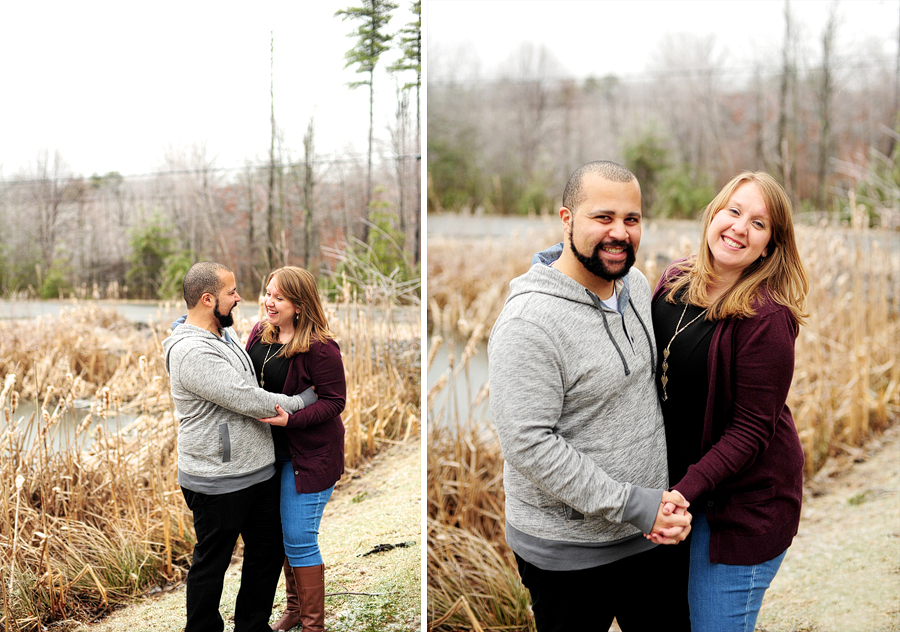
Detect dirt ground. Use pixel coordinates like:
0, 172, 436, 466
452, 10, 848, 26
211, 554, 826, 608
72, 439, 422, 632
756, 423, 900, 632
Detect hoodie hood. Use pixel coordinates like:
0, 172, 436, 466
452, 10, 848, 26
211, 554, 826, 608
502, 242, 653, 378
163, 322, 249, 373
526, 242, 633, 318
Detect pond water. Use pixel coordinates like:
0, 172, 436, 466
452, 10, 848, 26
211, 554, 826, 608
9, 400, 139, 452
0, 300, 173, 452
0, 299, 184, 325
427, 336, 491, 428
0, 300, 420, 332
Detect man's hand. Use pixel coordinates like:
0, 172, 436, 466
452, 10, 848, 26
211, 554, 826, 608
258, 404, 289, 427
645, 490, 692, 545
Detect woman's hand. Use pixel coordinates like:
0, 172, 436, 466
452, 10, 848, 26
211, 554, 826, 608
644, 490, 692, 544
258, 404, 289, 427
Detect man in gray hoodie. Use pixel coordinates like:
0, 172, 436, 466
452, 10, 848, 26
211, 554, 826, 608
162, 261, 316, 632
488, 161, 691, 631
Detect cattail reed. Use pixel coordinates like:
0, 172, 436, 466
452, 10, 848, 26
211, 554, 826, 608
0, 293, 419, 629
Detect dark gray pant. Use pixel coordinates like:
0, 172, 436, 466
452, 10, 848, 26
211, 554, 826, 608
181, 475, 285, 632
515, 542, 691, 632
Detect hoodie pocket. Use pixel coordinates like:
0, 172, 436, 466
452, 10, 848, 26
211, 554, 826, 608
218, 424, 232, 463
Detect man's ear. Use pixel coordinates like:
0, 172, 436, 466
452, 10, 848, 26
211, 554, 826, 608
560, 206, 572, 236
199, 292, 215, 307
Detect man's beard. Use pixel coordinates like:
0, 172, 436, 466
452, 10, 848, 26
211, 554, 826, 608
214, 298, 235, 329
568, 230, 636, 282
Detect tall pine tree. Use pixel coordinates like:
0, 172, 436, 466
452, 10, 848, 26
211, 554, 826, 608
388, 0, 421, 262
388, 0, 420, 135
335, 0, 398, 242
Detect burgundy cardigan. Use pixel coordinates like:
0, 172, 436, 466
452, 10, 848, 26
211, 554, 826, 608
653, 265, 804, 565
246, 322, 346, 494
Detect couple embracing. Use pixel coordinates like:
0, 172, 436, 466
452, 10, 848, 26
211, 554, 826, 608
163, 262, 345, 632
489, 161, 808, 631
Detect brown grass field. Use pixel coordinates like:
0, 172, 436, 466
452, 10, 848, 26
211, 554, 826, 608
0, 293, 420, 631
426, 213, 899, 630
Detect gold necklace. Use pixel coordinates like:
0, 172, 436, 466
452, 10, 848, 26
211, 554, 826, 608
660, 303, 708, 402
260, 343, 285, 388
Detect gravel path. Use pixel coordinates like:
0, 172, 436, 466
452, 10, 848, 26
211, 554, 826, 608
72, 440, 421, 631
757, 424, 900, 632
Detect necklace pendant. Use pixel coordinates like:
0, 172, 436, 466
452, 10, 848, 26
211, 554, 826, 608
663, 347, 670, 360
260, 378, 265, 387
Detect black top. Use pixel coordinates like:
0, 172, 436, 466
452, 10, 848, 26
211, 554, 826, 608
652, 294, 716, 492
248, 341, 292, 460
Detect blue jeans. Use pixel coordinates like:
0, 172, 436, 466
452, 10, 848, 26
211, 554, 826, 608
689, 513, 786, 632
181, 475, 284, 632
279, 460, 334, 567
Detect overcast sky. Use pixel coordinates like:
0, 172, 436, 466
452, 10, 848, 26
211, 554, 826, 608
428, 0, 899, 83
0, 1, 418, 179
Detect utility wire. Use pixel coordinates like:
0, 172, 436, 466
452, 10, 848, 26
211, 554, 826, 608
0, 153, 421, 186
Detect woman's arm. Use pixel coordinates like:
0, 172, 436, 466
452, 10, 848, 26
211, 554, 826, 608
281, 340, 346, 430
673, 307, 797, 502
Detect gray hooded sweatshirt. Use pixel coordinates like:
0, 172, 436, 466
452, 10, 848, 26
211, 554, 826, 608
488, 248, 668, 570
163, 323, 316, 494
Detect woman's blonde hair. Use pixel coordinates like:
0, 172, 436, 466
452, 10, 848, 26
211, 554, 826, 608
664, 171, 808, 324
259, 266, 335, 355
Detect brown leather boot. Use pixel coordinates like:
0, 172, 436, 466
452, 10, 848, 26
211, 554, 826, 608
271, 557, 301, 631
292, 563, 326, 632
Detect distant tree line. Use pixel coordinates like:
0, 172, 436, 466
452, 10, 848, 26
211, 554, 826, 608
428, 3, 899, 228
0, 0, 421, 301
0, 145, 416, 301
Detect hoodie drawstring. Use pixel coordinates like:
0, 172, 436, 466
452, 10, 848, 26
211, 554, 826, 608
630, 297, 656, 375
585, 290, 656, 377
586, 290, 631, 376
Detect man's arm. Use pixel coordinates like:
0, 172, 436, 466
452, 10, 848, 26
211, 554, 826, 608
489, 317, 677, 532
172, 343, 311, 417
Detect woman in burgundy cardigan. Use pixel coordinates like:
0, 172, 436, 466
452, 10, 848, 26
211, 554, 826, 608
249, 266, 346, 632
648, 172, 808, 631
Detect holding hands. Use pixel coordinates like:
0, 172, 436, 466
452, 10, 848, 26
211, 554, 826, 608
645, 490, 692, 545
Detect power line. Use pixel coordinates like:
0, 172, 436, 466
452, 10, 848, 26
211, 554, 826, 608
0, 153, 421, 186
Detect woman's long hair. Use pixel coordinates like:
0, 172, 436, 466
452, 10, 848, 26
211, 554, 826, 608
258, 266, 335, 355
664, 171, 809, 324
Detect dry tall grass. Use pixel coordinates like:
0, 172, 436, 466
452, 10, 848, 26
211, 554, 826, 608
427, 215, 899, 630
0, 295, 419, 631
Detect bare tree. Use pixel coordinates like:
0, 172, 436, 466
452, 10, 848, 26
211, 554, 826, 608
504, 43, 562, 183
888, 1, 900, 158
649, 33, 729, 179
389, 83, 410, 244
267, 32, 278, 270
816, 2, 840, 208
777, 0, 797, 199
388, 0, 420, 262
302, 118, 317, 270
244, 163, 258, 288
30, 149, 71, 270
